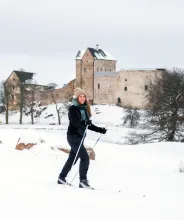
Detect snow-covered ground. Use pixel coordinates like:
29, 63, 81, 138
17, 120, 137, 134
0, 104, 133, 144
0, 105, 184, 219
0, 104, 125, 126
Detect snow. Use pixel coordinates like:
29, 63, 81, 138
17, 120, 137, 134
0, 104, 126, 126
75, 50, 86, 60
94, 50, 116, 61
120, 68, 161, 71
0, 104, 184, 219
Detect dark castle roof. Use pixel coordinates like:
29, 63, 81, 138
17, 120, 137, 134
76, 47, 116, 61
88, 48, 107, 59
13, 71, 35, 83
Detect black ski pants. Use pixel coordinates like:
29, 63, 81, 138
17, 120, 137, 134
59, 135, 89, 181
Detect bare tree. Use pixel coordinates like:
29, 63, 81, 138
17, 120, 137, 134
3, 82, 13, 124
17, 77, 34, 124
127, 68, 184, 144
0, 81, 5, 118
0, 81, 4, 106
24, 84, 49, 124
46, 83, 69, 125
18, 82, 26, 124
24, 85, 38, 124
123, 106, 140, 128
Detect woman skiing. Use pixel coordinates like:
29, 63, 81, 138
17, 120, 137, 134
57, 87, 107, 189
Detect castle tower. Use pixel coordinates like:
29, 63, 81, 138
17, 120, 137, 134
75, 45, 116, 103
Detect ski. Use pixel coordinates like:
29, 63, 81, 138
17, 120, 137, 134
58, 183, 121, 193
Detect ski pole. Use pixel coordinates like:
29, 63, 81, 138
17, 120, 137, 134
69, 133, 103, 184
65, 125, 88, 185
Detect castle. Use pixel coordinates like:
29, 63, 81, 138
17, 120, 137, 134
75, 45, 165, 108
5, 46, 165, 110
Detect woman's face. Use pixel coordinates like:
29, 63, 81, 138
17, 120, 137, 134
78, 94, 86, 104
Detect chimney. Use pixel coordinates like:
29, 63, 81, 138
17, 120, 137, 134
96, 44, 99, 50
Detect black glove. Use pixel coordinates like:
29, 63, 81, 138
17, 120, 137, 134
100, 127, 107, 134
85, 119, 92, 126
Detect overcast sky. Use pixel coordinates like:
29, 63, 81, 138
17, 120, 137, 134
0, 0, 184, 87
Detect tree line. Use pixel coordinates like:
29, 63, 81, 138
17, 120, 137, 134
0, 81, 70, 125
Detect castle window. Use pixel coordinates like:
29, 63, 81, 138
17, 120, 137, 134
145, 85, 148, 91
13, 78, 15, 81
97, 67, 99, 72
98, 83, 100, 89
125, 79, 127, 81
124, 87, 127, 91
100, 67, 102, 71
117, 97, 121, 104
12, 85, 15, 90
109, 69, 111, 72
105, 67, 106, 72
84, 67, 87, 72
12, 94, 14, 100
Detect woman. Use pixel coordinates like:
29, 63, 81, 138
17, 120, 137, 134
57, 87, 107, 189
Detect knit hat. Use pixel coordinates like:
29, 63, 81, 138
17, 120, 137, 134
74, 87, 87, 98
74, 87, 92, 117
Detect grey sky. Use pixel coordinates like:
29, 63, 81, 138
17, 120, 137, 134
0, 0, 184, 87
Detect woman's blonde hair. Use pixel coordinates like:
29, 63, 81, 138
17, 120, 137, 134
86, 100, 92, 117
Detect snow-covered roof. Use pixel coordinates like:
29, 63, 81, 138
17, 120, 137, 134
119, 68, 166, 71
95, 72, 117, 77
76, 47, 116, 61
75, 50, 86, 60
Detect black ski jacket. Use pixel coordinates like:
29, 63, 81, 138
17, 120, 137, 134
67, 105, 102, 137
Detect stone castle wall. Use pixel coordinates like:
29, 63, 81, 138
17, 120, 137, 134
93, 69, 164, 108
115, 70, 164, 108
94, 72, 117, 104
